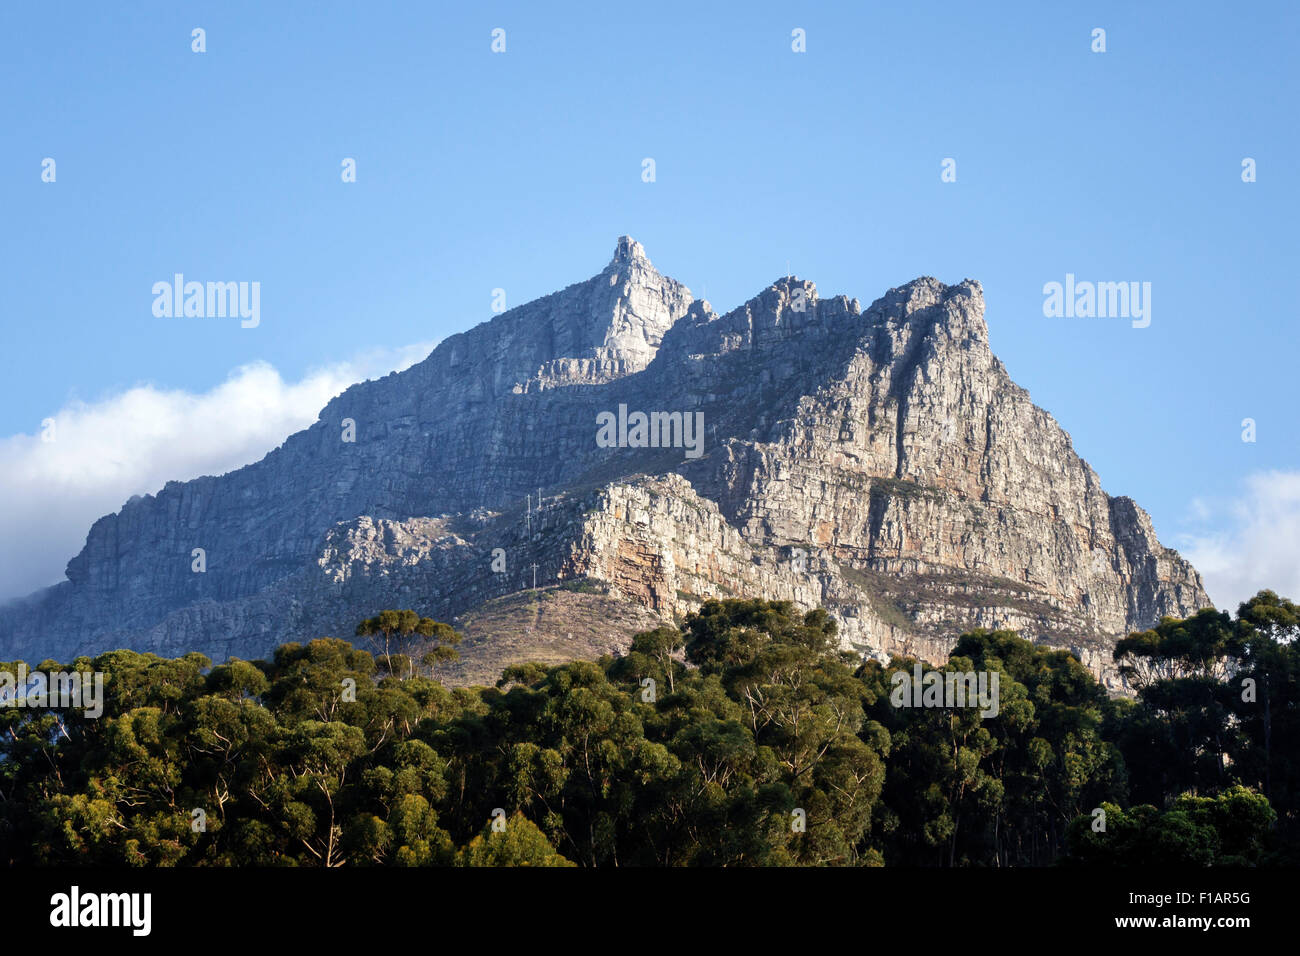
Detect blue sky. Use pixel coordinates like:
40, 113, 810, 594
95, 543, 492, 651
1, 1, 1298, 608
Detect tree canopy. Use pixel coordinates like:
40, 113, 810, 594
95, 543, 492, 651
1, 596, 1295, 867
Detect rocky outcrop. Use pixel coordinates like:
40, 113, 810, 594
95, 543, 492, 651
0, 239, 1209, 690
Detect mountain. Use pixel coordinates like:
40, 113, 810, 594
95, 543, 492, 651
0, 238, 1209, 688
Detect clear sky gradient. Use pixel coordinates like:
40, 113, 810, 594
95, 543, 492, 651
1, 1, 1297, 608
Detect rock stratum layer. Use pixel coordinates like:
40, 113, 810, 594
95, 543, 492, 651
0, 238, 1209, 689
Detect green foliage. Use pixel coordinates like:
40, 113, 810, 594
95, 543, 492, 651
1114, 608, 1239, 688
1063, 787, 1276, 866
355, 610, 462, 680
1107, 590, 1300, 861
457, 813, 575, 867
0, 594, 1295, 867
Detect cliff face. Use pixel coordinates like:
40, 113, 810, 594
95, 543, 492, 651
0, 239, 1209, 689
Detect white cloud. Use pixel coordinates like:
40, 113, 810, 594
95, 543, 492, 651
0, 341, 436, 602
1180, 470, 1300, 613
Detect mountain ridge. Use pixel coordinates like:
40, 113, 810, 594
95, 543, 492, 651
0, 238, 1209, 689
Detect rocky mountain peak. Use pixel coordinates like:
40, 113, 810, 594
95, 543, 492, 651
526, 237, 692, 387
609, 235, 650, 267
0, 242, 1211, 693
390, 238, 694, 397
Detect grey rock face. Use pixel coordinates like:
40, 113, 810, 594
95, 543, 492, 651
0, 239, 1209, 690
